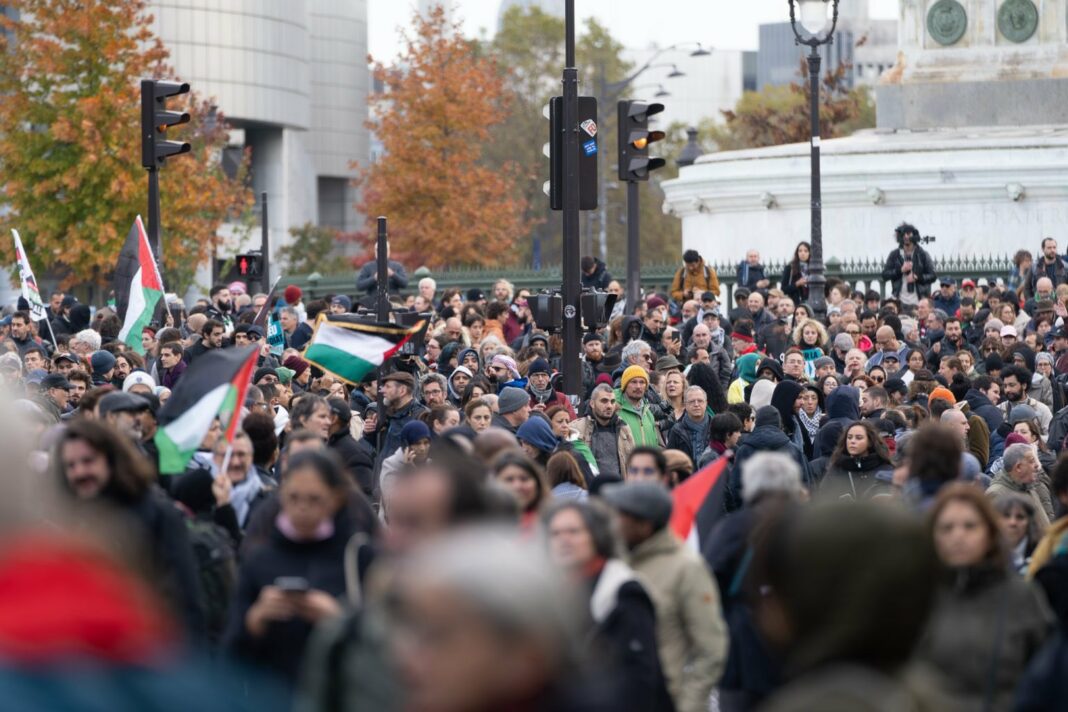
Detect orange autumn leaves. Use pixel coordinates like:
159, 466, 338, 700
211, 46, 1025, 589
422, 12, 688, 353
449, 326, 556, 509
356, 8, 530, 270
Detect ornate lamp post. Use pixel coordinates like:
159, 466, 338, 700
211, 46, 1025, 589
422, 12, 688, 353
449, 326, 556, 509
788, 0, 839, 319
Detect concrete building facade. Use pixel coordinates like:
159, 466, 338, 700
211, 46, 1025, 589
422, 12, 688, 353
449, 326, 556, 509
146, 0, 370, 279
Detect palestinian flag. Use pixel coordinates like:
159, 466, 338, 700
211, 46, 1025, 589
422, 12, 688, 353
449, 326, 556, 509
154, 345, 259, 474
114, 216, 164, 354
303, 313, 424, 385
670, 457, 729, 551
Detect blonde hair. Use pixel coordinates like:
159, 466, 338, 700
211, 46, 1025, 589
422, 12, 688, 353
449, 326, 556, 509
792, 318, 828, 348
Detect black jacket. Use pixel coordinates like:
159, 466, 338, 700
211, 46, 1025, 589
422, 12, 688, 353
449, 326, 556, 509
780, 261, 809, 302
581, 259, 613, 291
328, 429, 375, 498
727, 425, 811, 511
666, 416, 711, 467
223, 524, 349, 683
881, 244, 936, 296
356, 260, 408, 295
964, 388, 1003, 436
813, 386, 862, 458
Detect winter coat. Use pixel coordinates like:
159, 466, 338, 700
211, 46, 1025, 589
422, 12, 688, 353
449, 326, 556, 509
628, 528, 728, 712
813, 386, 862, 458
770, 380, 812, 460
582, 258, 613, 291
527, 387, 576, 419
355, 259, 408, 295
735, 261, 767, 292
964, 388, 1004, 436
586, 559, 675, 712
917, 566, 1052, 712
820, 453, 895, 501
572, 415, 636, 478
223, 524, 348, 683
780, 261, 809, 302
727, 426, 811, 511
366, 398, 428, 475
881, 244, 937, 296
615, 390, 662, 448
986, 471, 1054, 528
666, 416, 711, 469
328, 430, 375, 499
671, 259, 720, 302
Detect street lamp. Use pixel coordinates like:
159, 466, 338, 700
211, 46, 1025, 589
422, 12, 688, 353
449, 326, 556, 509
788, 0, 839, 320
667, 64, 686, 79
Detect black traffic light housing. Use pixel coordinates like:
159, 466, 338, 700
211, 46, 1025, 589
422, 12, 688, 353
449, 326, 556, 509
580, 290, 618, 330
141, 79, 191, 169
618, 100, 666, 182
547, 96, 598, 211
234, 253, 263, 280
529, 292, 563, 333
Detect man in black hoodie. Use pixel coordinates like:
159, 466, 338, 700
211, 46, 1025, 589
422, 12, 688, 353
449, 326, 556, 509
580, 256, 613, 290
964, 375, 1004, 436
726, 406, 811, 511
771, 380, 812, 459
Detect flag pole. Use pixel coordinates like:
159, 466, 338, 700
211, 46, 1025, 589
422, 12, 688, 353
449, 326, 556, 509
41, 314, 58, 351
219, 441, 234, 480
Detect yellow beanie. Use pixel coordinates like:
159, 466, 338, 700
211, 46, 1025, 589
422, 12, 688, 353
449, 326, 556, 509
621, 365, 649, 390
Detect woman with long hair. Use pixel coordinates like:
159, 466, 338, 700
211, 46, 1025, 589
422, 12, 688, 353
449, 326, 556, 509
660, 369, 687, 421
687, 362, 729, 415
917, 484, 1052, 710
781, 241, 811, 303
821, 421, 894, 500
993, 493, 1044, 575
545, 451, 587, 502
493, 451, 549, 531
901, 348, 927, 386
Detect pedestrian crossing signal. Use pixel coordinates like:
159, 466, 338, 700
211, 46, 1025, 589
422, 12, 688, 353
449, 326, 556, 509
235, 254, 262, 279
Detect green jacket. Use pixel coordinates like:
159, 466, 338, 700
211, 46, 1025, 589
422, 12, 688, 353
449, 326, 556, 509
615, 389, 661, 447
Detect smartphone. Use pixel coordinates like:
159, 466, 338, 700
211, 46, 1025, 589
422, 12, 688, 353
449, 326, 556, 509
274, 576, 310, 594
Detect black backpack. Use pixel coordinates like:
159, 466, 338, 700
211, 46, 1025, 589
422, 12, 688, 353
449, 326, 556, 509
185, 518, 237, 644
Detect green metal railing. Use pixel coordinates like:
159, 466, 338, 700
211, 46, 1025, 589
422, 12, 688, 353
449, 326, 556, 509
284, 255, 1014, 302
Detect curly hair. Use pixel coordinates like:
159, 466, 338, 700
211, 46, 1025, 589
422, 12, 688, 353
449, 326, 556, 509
792, 318, 828, 350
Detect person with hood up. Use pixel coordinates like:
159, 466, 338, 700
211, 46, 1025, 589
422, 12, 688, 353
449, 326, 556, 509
728, 352, 761, 405
755, 502, 948, 712
813, 385, 862, 459
455, 347, 481, 375
820, 420, 895, 501
726, 406, 811, 511
581, 255, 613, 290
770, 380, 813, 460
445, 365, 473, 406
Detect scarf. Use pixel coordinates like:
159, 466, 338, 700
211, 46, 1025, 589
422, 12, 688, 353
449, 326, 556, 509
682, 414, 709, 463
228, 469, 264, 527
275, 511, 334, 542
528, 381, 554, 404
798, 408, 822, 441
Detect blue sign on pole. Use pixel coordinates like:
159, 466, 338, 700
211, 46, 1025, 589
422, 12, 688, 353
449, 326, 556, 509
582, 139, 597, 156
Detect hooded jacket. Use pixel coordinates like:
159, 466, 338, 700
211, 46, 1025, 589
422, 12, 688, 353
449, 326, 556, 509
813, 386, 861, 458
726, 412, 811, 511
671, 259, 720, 302
581, 258, 613, 290
728, 353, 762, 404
771, 380, 811, 459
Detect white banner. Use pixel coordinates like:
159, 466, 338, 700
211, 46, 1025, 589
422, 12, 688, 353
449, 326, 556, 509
11, 229, 47, 322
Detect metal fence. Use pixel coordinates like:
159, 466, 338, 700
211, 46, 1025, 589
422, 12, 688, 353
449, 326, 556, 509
285, 254, 1015, 302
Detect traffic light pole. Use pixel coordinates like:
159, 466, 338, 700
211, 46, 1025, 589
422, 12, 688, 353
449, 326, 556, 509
147, 167, 162, 266
560, 0, 581, 396
626, 180, 640, 313
260, 191, 270, 293
376, 216, 390, 323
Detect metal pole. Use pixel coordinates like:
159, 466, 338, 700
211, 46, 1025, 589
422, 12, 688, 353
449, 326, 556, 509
147, 168, 161, 267
260, 191, 270, 292
376, 216, 390, 322
806, 45, 826, 319
560, 0, 581, 396
598, 64, 609, 264
626, 180, 640, 313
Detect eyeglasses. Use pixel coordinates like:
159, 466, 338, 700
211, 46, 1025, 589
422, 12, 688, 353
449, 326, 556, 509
872, 376, 885, 383
846, 329, 860, 335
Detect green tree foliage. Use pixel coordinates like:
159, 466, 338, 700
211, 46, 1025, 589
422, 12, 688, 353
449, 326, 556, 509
277, 223, 350, 276
0, 0, 252, 290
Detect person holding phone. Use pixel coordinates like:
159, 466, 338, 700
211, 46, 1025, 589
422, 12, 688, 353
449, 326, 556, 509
224, 450, 350, 685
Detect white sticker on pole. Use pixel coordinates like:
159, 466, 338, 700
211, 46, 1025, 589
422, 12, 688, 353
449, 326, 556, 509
811, 136, 821, 147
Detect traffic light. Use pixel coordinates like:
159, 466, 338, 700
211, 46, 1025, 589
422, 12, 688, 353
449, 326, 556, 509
529, 292, 563, 333
580, 290, 618, 330
141, 79, 191, 169
617, 100, 666, 182
545, 96, 598, 211
234, 253, 263, 280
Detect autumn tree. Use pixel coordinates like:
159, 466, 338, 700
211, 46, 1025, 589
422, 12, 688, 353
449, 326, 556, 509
355, 8, 528, 269
711, 58, 874, 150
0, 0, 252, 290
277, 223, 350, 275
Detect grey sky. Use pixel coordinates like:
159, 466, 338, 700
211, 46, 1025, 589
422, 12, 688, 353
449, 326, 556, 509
368, 0, 898, 62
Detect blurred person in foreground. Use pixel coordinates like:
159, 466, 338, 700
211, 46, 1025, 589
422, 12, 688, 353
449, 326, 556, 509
755, 502, 947, 712
0, 407, 287, 711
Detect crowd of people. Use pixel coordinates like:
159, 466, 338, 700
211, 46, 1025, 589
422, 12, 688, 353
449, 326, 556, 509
2, 223, 1068, 710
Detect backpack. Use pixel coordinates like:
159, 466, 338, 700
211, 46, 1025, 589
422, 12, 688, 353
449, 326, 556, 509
185, 518, 237, 643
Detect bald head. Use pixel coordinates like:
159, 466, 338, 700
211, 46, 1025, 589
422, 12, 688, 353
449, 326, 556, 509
876, 326, 898, 352
940, 408, 969, 440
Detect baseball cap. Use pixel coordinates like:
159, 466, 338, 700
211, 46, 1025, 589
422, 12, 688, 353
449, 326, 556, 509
700, 291, 717, 302
601, 482, 673, 529
98, 391, 149, 415
41, 373, 72, 390
961, 279, 976, 288
1000, 325, 1018, 338
939, 277, 956, 287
